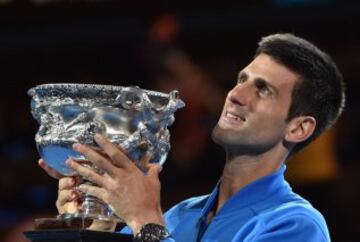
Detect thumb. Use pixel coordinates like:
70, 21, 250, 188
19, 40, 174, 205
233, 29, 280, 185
38, 159, 64, 179
147, 164, 162, 179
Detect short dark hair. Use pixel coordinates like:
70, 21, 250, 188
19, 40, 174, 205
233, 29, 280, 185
255, 33, 345, 156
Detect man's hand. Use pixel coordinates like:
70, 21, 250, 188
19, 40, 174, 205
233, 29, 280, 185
39, 158, 63, 179
66, 134, 164, 234
39, 159, 81, 214
39, 158, 117, 231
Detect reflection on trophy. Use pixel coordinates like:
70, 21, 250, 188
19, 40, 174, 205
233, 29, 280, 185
26, 83, 184, 240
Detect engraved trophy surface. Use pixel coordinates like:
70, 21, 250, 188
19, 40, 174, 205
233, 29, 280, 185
28, 83, 185, 229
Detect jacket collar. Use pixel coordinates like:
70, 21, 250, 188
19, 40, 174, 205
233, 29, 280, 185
199, 165, 291, 219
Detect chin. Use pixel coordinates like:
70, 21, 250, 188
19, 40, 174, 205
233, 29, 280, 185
211, 124, 278, 155
211, 124, 239, 147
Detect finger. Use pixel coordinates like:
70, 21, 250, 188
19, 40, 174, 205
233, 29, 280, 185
147, 164, 162, 179
94, 134, 135, 172
77, 184, 109, 204
38, 159, 63, 179
57, 189, 75, 208
139, 153, 155, 173
72, 143, 117, 177
62, 200, 81, 214
57, 189, 81, 214
66, 159, 106, 187
59, 177, 76, 190
139, 152, 152, 169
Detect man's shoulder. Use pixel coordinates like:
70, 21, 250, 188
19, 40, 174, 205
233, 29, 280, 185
251, 193, 329, 238
256, 191, 325, 223
280, 194, 324, 219
232, 195, 330, 242
164, 194, 209, 217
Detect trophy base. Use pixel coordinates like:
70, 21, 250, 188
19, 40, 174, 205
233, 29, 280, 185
25, 217, 131, 242
23, 230, 133, 242
34, 217, 93, 230
33, 216, 126, 230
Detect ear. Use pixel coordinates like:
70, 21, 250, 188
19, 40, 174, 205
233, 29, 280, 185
285, 116, 316, 143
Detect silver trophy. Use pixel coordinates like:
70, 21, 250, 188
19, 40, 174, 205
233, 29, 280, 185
28, 83, 184, 228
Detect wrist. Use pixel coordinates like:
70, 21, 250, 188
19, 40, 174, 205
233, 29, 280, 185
129, 213, 165, 235
133, 223, 170, 242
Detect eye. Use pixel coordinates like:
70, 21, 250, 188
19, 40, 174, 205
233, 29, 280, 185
260, 88, 271, 96
256, 81, 272, 97
237, 75, 246, 84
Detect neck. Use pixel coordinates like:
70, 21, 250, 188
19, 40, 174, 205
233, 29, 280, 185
215, 145, 287, 215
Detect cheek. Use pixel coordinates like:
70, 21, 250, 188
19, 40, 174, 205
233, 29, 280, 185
253, 106, 288, 129
259, 98, 290, 120
249, 111, 287, 143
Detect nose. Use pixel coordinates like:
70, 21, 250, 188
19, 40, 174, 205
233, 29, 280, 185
227, 83, 252, 106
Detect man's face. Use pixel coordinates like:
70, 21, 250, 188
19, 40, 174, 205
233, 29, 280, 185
212, 54, 300, 155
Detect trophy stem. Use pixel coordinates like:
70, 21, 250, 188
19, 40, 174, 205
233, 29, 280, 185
81, 194, 109, 218
55, 178, 123, 226
77, 180, 122, 222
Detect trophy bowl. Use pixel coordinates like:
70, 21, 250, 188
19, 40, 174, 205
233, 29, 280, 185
28, 83, 185, 226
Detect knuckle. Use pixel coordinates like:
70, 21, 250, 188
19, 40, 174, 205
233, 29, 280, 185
76, 145, 86, 153
108, 151, 119, 162
59, 190, 71, 201
86, 172, 96, 182
92, 157, 101, 165
59, 178, 71, 189
102, 192, 110, 204
107, 183, 116, 193
56, 200, 62, 210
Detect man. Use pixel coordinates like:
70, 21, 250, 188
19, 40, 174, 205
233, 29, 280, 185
40, 33, 345, 241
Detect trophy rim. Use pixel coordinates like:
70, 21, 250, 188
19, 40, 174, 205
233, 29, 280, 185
27, 83, 172, 100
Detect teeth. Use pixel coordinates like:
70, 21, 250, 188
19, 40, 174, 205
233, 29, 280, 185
226, 112, 241, 121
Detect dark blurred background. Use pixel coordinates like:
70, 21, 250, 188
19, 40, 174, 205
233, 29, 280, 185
0, 0, 359, 241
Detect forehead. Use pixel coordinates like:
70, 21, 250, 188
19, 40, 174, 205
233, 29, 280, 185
242, 54, 300, 91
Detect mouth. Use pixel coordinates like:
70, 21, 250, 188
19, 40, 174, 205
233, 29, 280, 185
218, 109, 246, 129
225, 111, 245, 122
224, 110, 246, 122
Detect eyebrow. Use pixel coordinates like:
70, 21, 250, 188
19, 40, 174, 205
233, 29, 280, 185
237, 71, 279, 96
